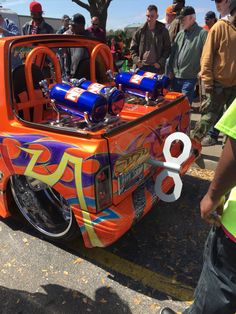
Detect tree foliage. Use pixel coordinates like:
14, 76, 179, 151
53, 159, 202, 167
71, 0, 112, 30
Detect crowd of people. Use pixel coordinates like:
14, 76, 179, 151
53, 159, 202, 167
1, 1, 236, 312
151, 2, 236, 313
129, 0, 236, 151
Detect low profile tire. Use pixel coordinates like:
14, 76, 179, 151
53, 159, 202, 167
10, 175, 80, 242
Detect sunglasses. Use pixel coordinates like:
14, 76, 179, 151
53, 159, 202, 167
214, 0, 224, 3
92, 23, 98, 26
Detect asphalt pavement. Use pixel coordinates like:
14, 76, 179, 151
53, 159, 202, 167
0, 169, 213, 314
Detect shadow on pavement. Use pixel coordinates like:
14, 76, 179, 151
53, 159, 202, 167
1, 173, 211, 302
108, 174, 210, 286
63, 174, 210, 301
0, 284, 132, 314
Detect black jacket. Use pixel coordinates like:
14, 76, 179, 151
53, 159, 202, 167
22, 19, 54, 35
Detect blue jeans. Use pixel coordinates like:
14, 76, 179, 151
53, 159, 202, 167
184, 227, 236, 314
172, 77, 197, 105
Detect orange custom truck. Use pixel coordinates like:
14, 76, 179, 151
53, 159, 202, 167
0, 34, 201, 247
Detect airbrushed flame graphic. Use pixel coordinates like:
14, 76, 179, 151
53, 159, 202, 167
19, 146, 103, 247
112, 124, 173, 175
0, 133, 108, 247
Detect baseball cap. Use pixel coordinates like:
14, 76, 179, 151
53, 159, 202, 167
205, 11, 216, 19
229, 0, 236, 14
173, 0, 185, 4
166, 5, 177, 14
177, 6, 195, 19
29, 1, 43, 13
70, 13, 85, 25
62, 14, 70, 20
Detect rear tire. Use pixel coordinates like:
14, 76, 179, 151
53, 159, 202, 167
10, 175, 79, 242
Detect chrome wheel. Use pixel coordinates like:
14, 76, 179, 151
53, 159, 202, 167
10, 175, 73, 239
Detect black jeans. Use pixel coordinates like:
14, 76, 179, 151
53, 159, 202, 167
184, 227, 236, 314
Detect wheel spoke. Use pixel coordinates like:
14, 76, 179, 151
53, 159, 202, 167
10, 175, 73, 238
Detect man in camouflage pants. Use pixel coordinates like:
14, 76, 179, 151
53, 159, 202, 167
194, 84, 236, 141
